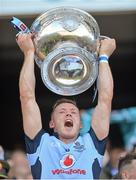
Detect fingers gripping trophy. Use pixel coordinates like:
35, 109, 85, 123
11, 7, 107, 96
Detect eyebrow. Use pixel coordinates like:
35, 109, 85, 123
58, 108, 78, 111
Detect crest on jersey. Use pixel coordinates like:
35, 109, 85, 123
74, 141, 85, 152
60, 154, 76, 169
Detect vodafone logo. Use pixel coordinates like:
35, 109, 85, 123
60, 154, 76, 169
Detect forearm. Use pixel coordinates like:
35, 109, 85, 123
19, 51, 35, 100
19, 51, 42, 138
92, 62, 113, 139
91, 38, 115, 139
98, 62, 113, 105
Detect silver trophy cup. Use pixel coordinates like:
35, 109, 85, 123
30, 7, 102, 96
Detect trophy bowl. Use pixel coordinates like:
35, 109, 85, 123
30, 7, 100, 96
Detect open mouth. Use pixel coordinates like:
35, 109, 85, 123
64, 120, 73, 127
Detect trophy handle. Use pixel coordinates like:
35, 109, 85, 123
10, 17, 43, 67
96, 35, 110, 56
99, 35, 110, 40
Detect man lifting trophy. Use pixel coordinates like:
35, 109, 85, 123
11, 7, 111, 96
11, 7, 116, 179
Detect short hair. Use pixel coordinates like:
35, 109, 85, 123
52, 98, 78, 112
118, 153, 136, 176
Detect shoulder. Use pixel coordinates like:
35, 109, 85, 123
87, 127, 108, 155
25, 129, 49, 154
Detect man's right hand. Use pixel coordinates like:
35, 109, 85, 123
16, 33, 35, 56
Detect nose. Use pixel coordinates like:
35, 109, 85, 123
66, 113, 72, 117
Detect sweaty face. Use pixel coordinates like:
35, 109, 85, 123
50, 103, 82, 142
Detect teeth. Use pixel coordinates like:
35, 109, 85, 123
66, 119, 72, 122
65, 120, 73, 127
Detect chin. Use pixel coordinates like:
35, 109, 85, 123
63, 132, 77, 139
58, 127, 79, 140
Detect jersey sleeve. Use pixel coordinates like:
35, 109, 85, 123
88, 127, 108, 155
24, 129, 46, 154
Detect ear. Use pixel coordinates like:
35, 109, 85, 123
49, 120, 55, 129
80, 121, 83, 129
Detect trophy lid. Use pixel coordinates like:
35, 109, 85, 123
30, 7, 100, 66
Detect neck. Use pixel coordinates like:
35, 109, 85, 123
59, 136, 77, 144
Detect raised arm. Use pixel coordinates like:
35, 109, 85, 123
91, 38, 116, 140
16, 33, 42, 139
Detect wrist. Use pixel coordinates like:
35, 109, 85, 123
99, 54, 109, 63
24, 50, 35, 57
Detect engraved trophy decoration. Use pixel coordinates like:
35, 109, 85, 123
11, 7, 103, 96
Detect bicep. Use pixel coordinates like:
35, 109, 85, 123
91, 101, 111, 140
21, 98, 42, 139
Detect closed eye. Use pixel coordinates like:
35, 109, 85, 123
59, 111, 65, 113
71, 111, 77, 114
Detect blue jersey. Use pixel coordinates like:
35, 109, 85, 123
25, 128, 107, 179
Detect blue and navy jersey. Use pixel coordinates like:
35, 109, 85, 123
25, 128, 107, 179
